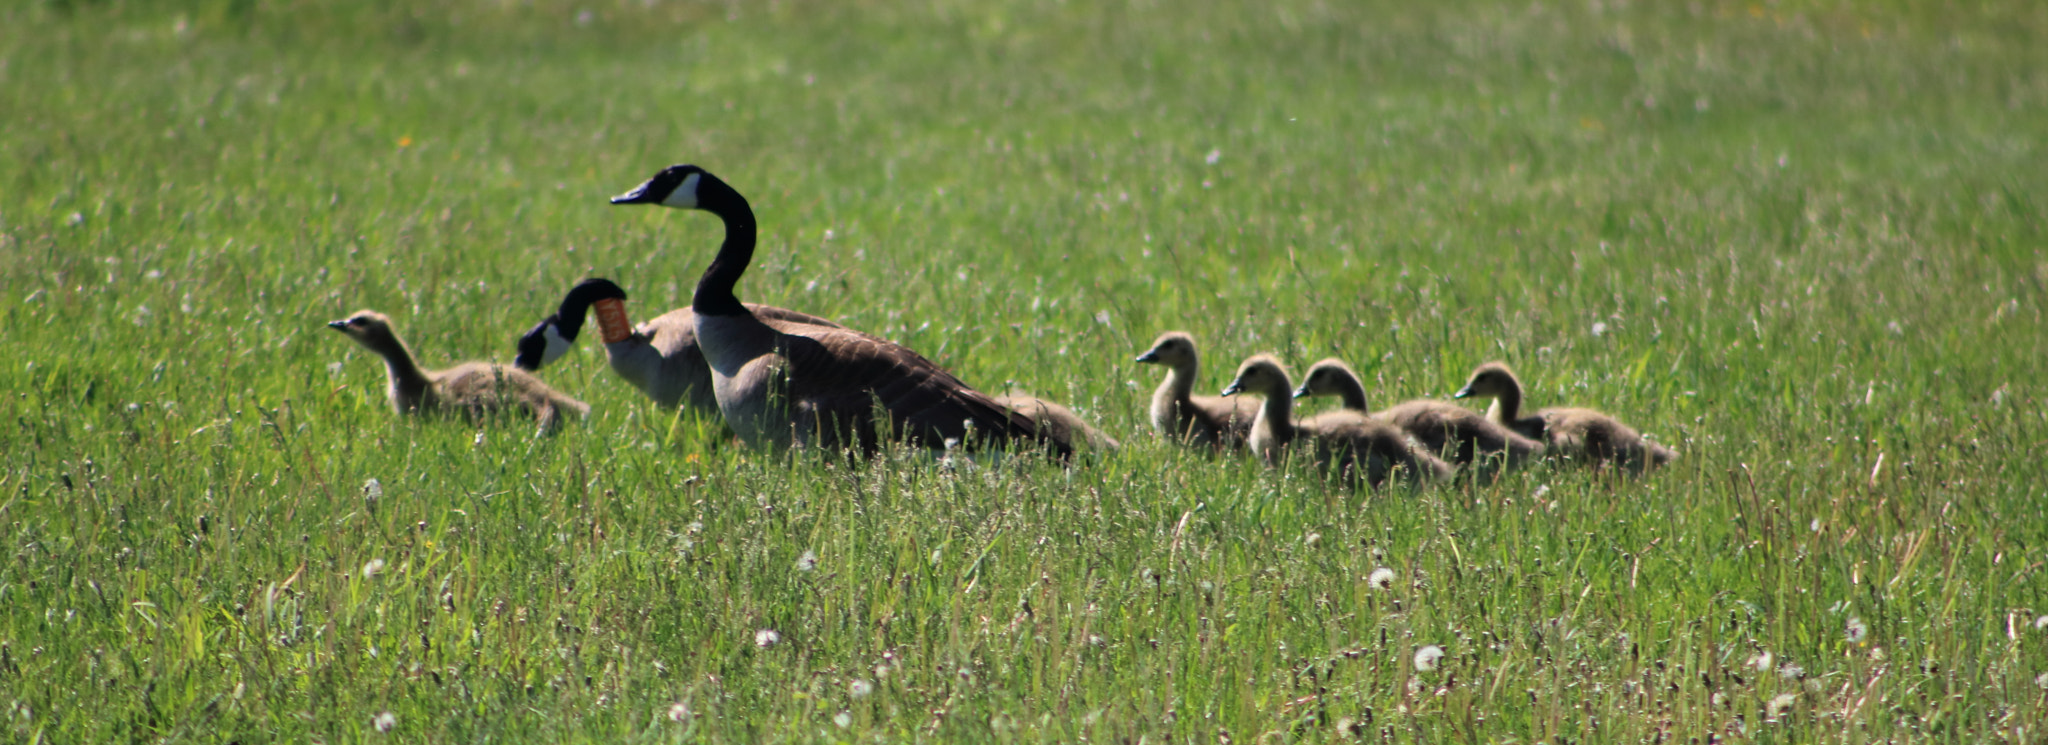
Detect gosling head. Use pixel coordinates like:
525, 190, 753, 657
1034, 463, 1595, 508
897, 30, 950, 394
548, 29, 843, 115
609, 164, 741, 213
1220, 354, 1290, 399
1292, 358, 1357, 400
327, 310, 399, 350
515, 278, 628, 371
1134, 331, 1199, 367
1452, 361, 1519, 400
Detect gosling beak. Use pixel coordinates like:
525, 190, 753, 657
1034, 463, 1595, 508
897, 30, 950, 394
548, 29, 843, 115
1291, 385, 1312, 399
1451, 386, 1475, 399
326, 319, 350, 331
1134, 350, 1160, 364
1219, 382, 1243, 397
610, 179, 656, 205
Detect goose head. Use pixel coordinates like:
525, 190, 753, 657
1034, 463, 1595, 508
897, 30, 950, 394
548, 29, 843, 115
327, 310, 400, 351
515, 278, 627, 371
1292, 358, 1358, 400
610, 164, 743, 214
1220, 354, 1291, 399
1134, 331, 1199, 368
1452, 361, 1519, 399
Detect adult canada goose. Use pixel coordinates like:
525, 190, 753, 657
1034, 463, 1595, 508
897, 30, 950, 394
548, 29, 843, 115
994, 393, 1121, 452
1135, 331, 1259, 450
329, 310, 589, 432
1220, 355, 1453, 489
1294, 358, 1543, 479
1452, 361, 1678, 474
609, 164, 1070, 457
513, 277, 840, 416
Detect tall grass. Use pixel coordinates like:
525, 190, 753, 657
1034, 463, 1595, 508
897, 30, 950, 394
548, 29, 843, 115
4, 0, 2047, 740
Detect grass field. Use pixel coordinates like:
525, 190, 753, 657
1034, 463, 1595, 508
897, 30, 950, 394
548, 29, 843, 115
5, 0, 2048, 740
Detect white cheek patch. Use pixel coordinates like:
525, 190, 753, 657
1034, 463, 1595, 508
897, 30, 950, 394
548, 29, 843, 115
541, 324, 573, 365
663, 172, 702, 208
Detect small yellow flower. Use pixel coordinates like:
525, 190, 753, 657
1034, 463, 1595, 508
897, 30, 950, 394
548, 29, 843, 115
397, 135, 414, 148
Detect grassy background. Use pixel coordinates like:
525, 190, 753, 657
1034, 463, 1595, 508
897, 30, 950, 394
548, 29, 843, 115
5, 0, 2048, 740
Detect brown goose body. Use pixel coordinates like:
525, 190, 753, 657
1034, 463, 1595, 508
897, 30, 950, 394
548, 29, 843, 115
612, 165, 1071, 458
1222, 355, 1453, 489
1453, 361, 1678, 475
331, 310, 589, 432
1136, 331, 1259, 450
995, 393, 1121, 452
1295, 359, 1543, 479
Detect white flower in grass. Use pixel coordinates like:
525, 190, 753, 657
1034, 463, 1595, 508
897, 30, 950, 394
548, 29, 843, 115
1777, 661, 1804, 680
1367, 567, 1396, 591
1766, 692, 1797, 719
2036, 672, 2048, 691
1845, 617, 1868, 644
667, 701, 691, 722
372, 711, 397, 733
794, 550, 818, 572
1747, 650, 1773, 672
755, 629, 781, 648
833, 710, 852, 729
361, 558, 386, 580
1413, 645, 1445, 672
849, 679, 873, 699
2034, 615, 2048, 632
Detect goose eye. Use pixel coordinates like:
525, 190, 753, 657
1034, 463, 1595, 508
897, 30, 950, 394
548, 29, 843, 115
350, 317, 369, 327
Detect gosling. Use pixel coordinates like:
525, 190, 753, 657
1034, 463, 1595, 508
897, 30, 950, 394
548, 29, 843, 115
329, 310, 589, 432
1294, 358, 1543, 481
1452, 361, 1677, 475
1135, 331, 1259, 450
1221, 355, 1453, 489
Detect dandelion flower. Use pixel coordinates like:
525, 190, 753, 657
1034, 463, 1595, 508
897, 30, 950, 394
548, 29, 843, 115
755, 629, 781, 648
833, 710, 852, 728
1367, 567, 1396, 590
1747, 651, 1773, 672
1777, 661, 1804, 680
794, 550, 818, 572
372, 711, 397, 733
667, 702, 691, 722
361, 558, 386, 580
1413, 645, 1445, 672
849, 679, 873, 699
1591, 321, 1608, 337
1845, 617, 1868, 644
1766, 693, 1796, 719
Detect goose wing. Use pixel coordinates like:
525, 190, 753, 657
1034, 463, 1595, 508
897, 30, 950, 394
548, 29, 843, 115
776, 325, 1071, 456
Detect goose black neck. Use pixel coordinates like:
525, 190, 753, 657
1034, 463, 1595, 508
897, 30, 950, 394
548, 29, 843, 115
1332, 371, 1371, 412
692, 204, 757, 317
1494, 377, 1524, 422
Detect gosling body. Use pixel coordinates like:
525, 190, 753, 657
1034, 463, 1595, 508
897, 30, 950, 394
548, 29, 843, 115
1135, 331, 1259, 450
330, 310, 588, 431
1453, 361, 1677, 474
1222, 355, 1452, 489
1295, 358, 1543, 479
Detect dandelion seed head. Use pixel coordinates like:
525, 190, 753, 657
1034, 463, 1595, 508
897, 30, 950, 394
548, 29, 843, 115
2036, 672, 2048, 690
849, 679, 873, 698
833, 710, 851, 728
1778, 661, 1804, 680
1205, 148, 1222, 165
1748, 651, 1773, 672
361, 558, 386, 580
794, 550, 818, 572
754, 628, 780, 648
1845, 616, 1868, 644
667, 701, 691, 722
372, 711, 397, 733
1367, 567, 1396, 590
1413, 645, 1445, 672
1591, 321, 1608, 337
2034, 615, 2048, 631
1767, 692, 1797, 719
1305, 532, 1321, 547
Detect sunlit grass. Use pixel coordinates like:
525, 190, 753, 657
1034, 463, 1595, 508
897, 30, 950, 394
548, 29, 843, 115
4, 0, 2047, 741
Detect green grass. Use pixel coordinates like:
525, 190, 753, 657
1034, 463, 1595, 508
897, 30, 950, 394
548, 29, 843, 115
5, 0, 2048, 740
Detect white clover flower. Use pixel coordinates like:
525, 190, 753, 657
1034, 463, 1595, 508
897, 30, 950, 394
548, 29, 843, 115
361, 558, 386, 580
794, 550, 818, 572
849, 679, 873, 699
833, 711, 852, 728
1413, 645, 1445, 672
667, 702, 691, 722
1367, 567, 1396, 590
755, 629, 781, 648
372, 711, 397, 733
1845, 617, 1868, 644
1767, 693, 1797, 719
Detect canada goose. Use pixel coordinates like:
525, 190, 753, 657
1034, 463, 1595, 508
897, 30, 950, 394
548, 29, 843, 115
513, 277, 840, 416
1220, 355, 1453, 489
610, 164, 1071, 457
1294, 358, 1543, 479
994, 393, 1121, 452
1452, 361, 1678, 474
329, 310, 589, 432
1134, 331, 1259, 450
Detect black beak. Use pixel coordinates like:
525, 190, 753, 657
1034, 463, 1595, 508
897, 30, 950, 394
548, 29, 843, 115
1451, 386, 1474, 399
1134, 350, 1160, 363
1220, 382, 1243, 397
1291, 385, 1311, 399
610, 180, 656, 205
326, 320, 349, 330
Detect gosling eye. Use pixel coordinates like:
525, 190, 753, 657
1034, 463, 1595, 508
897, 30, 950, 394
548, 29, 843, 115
350, 317, 370, 327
